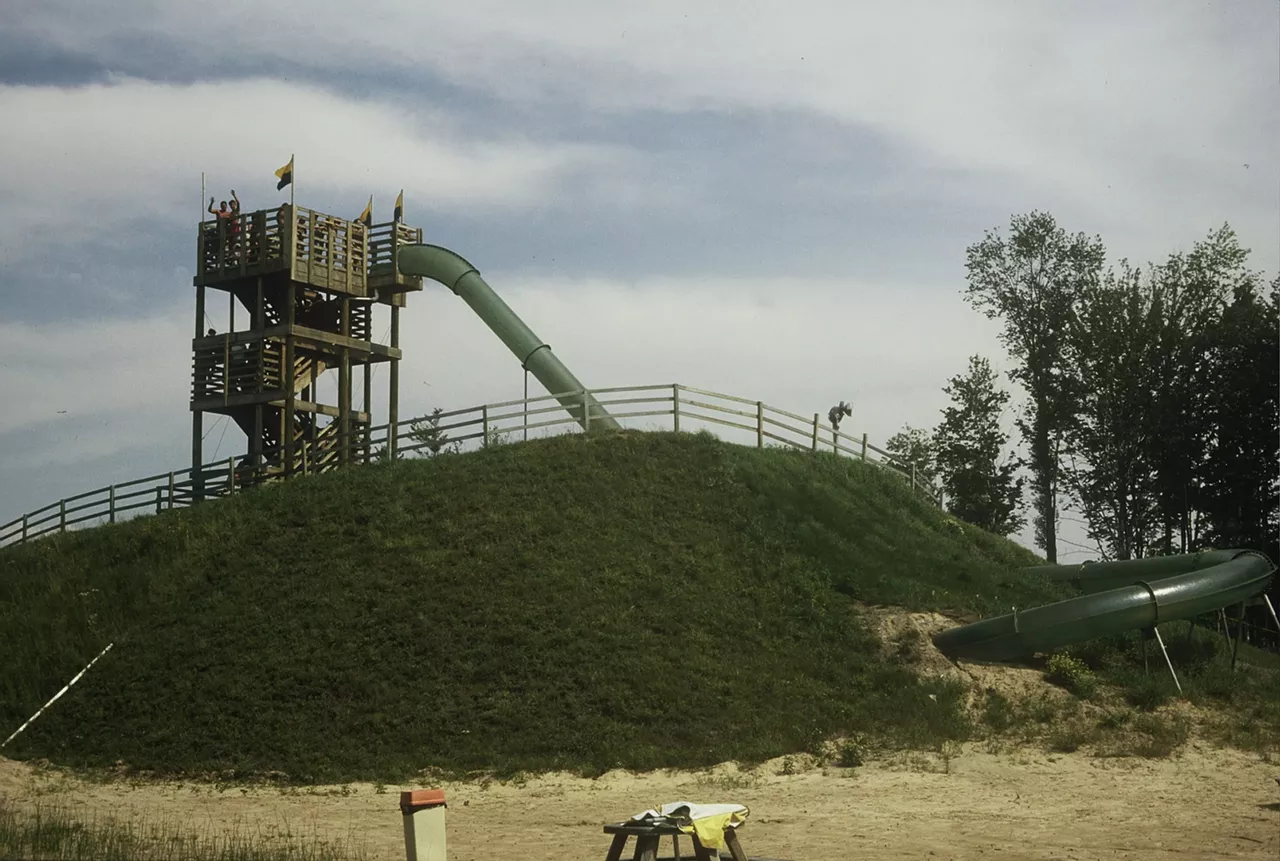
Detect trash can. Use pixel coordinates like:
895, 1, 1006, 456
401, 789, 447, 861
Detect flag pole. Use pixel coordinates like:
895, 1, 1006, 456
290, 154, 295, 209
201, 171, 206, 224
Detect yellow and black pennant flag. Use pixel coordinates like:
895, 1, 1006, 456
357, 195, 373, 227
393, 189, 404, 223
274, 155, 294, 191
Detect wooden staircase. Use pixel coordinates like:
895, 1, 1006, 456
230, 282, 372, 340
228, 350, 343, 478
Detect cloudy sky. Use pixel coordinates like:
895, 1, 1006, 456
2, 1, 1277, 560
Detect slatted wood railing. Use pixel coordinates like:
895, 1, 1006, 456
0, 384, 940, 549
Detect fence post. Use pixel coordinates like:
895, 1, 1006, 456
672, 384, 681, 433
911, 463, 917, 492
21, 514, 28, 542
59, 499, 67, 532
812, 414, 819, 451
154, 487, 162, 514
109, 486, 116, 523
168, 472, 176, 509
583, 390, 592, 432
756, 402, 764, 448
482, 405, 490, 447
861, 433, 868, 460
227, 457, 236, 495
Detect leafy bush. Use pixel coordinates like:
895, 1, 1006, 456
1096, 708, 1133, 730
836, 734, 868, 767
1129, 713, 1190, 758
1124, 676, 1172, 712
980, 690, 1016, 732
892, 628, 924, 664
1046, 720, 1099, 753
1044, 652, 1099, 699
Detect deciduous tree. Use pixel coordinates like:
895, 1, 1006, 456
1062, 262, 1164, 559
964, 211, 1106, 562
1144, 226, 1255, 553
933, 356, 1024, 537
884, 425, 939, 490
1199, 276, 1279, 559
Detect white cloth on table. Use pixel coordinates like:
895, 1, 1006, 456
629, 801, 749, 849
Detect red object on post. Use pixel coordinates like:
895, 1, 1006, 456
400, 789, 447, 814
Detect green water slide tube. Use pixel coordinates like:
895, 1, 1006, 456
397, 245, 620, 432
1024, 549, 1246, 594
932, 549, 1276, 662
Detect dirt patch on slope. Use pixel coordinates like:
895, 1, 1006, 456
858, 602, 1074, 707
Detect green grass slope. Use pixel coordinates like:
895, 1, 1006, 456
0, 431, 1068, 783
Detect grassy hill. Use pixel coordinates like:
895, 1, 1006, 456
0, 430, 1122, 783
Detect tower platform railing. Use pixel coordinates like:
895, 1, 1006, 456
197, 204, 292, 283
191, 336, 273, 402
368, 221, 425, 293
191, 335, 354, 405
196, 205, 378, 297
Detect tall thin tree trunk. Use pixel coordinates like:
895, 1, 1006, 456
1180, 478, 1191, 552
1034, 417, 1058, 563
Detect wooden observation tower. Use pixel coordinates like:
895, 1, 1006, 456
191, 202, 423, 494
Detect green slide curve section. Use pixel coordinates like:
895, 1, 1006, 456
932, 549, 1276, 662
1024, 549, 1246, 595
396, 244, 621, 432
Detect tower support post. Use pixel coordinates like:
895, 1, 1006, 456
284, 282, 297, 476
340, 298, 351, 465
363, 361, 372, 463
389, 304, 401, 459
192, 283, 207, 501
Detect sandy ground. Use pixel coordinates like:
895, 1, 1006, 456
2, 743, 1278, 861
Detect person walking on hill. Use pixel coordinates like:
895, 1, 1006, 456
828, 400, 851, 432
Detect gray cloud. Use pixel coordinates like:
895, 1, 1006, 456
4, 1, 1275, 271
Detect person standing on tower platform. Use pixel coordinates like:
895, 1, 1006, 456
208, 195, 238, 264
228, 189, 242, 260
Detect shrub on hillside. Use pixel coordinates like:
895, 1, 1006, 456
1124, 676, 1172, 712
980, 690, 1016, 732
1045, 652, 1099, 699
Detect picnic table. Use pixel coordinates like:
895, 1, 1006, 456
600, 819, 787, 861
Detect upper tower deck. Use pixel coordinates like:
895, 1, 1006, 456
196, 203, 424, 303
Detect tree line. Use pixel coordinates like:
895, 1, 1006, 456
887, 211, 1278, 569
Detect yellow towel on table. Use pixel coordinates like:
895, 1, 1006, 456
629, 801, 749, 850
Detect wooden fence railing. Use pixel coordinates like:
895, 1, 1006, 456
0, 383, 941, 549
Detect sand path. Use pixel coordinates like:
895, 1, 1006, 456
3, 742, 1277, 860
